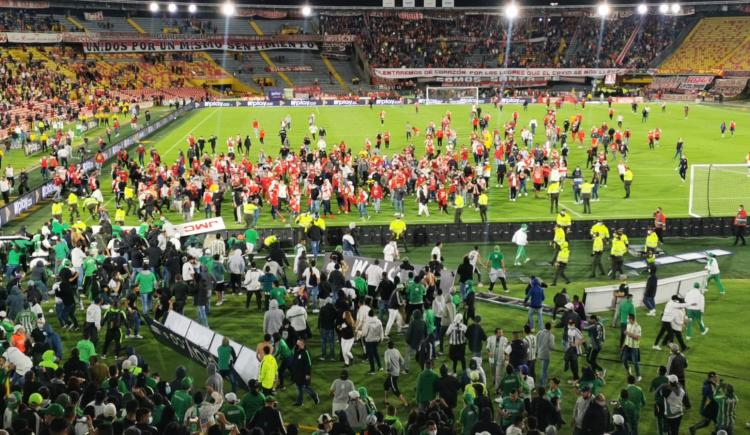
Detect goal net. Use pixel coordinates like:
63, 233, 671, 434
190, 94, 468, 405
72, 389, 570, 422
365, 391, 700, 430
425, 86, 479, 105
689, 164, 750, 217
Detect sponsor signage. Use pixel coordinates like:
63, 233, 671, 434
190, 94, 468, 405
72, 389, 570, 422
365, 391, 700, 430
373, 67, 632, 79
584, 271, 707, 313
173, 217, 226, 237
83, 40, 318, 54
145, 311, 258, 387
327, 254, 456, 295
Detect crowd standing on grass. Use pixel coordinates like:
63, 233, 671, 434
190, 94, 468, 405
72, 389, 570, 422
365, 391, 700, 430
0, 99, 743, 435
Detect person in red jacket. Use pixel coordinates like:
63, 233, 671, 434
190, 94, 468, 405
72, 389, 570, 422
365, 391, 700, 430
653, 207, 667, 242
734, 205, 747, 246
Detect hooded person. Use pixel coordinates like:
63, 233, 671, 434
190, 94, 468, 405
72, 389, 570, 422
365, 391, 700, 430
344, 390, 368, 432
404, 308, 426, 373
357, 387, 376, 415
512, 224, 530, 265
205, 363, 223, 395
487, 245, 508, 292
445, 313, 468, 373
263, 299, 284, 336
459, 392, 480, 435
685, 282, 708, 339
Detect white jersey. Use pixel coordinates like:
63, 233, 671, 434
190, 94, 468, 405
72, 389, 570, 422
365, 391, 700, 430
512, 229, 528, 246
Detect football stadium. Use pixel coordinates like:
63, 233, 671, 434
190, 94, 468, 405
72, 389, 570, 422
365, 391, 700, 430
0, 1, 749, 434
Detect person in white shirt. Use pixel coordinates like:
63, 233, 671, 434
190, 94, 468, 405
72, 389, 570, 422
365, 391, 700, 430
511, 224, 529, 266
286, 299, 308, 337
182, 257, 197, 284
431, 242, 443, 262
670, 305, 688, 351
486, 327, 508, 391
685, 282, 708, 339
342, 231, 357, 257
243, 261, 263, 310
302, 262, 321, 312
704, 252, 726, 294
85, 298, 103, 346
365, 260, 383, 294
383, 240, 399, 262
653, 295, 688, 350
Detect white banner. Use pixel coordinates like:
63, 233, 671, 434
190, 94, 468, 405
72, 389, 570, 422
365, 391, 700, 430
373, 67, 632, 79
2, 32, 62, 43
403, 0, 415, 7
82, 40, 319, 53
173, 217, 226, 237
424, 0, 436, 7
383, 0, 395, 6
583, 270, 707, 313
442, 0, 454, 7
84, 11, 104, 21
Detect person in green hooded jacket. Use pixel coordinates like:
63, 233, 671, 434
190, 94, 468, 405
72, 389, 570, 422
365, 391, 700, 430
39, 349, 59, 371
459, 392, 479, 435
415, 360, 439, 410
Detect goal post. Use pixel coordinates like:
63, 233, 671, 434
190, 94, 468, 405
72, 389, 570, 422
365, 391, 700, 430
689, 164, 749, 217
425, 86, 479, 105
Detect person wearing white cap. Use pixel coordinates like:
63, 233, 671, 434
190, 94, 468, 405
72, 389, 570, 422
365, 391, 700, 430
511, 224, 530, 266
220, 392, 246, 428
656, 374, 685, 435
611, 414, 627, 435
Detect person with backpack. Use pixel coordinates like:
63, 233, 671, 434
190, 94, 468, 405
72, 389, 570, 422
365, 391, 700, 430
100, 299, 127, 359
586, 315, 605, 374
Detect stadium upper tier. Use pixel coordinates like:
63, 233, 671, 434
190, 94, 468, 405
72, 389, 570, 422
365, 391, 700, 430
658, 16, 750, 75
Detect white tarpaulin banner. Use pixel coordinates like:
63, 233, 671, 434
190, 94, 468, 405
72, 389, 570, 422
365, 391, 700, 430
84, 11, 104, 21
2, 32, 62, 43
583, 270, 707, 313
373, 67, 632, 79
173, 217, 226, 237
83, 40, 319, 53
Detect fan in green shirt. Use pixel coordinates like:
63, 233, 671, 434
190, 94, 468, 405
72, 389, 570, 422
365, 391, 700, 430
239, 382, 265, 424
82, 256, 98, 277
171, 379, 194, 423
244, 228, 259, 246
76, 338, 97, 363
352, 274, 367, 299
274, 337, 293, 362
407, 281, 426, 304
500, 391, 525, 428
135, 270, 157, 295
269, 285, 286, 308
617, 393, 640, 430
415, 365, 439, 407
488, 248, 505, 269
221, 399, 246, 428
424, 308, 436, 335
499, 370, 522, 396
459, 393, 479, 435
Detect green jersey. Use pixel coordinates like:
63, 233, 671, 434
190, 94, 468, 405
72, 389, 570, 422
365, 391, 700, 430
7, 250, 20, 266
83, 256, 98, 277
15, 310, 36, 334
221, 403, 246, 428
171, 389, 193, 423
270, 287, 286, 307
406, 281, 425, 304
415, 369, 439, 405
460, 405, 479, 435
488, 252, 504, 269
217, 344, 235, 371
76, 339, 97, 363
500, 372, 522, 396
352, 276, 367, 298
240, 391, 265, 423
135, 271, 157, 294
244, 229, 259, 245
501, 397, 524, 427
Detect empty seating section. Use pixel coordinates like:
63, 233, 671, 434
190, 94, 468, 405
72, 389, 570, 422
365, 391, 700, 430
659, 17, 750, 74
712, 78, 749, 97
720, 37, 750, 72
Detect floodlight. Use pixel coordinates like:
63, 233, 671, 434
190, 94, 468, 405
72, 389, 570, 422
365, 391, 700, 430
670, 3, 680, 13
221, 1, 235, 16
167, 3, 177, 13
301, 5, 312, 17
505, 2, 519, 19
597, 2, 610, 17
659, 3, 669, 14
637, 4, 648, 15
149, 2, 159, 12
188, 4, 197, 13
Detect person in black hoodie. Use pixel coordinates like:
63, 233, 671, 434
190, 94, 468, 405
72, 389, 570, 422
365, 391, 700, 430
456, 257, 474, 299
581, 394, 610, 435
318, 298, 338, 361
404, 309, 426, 374
471, 407, 502, 434
434, 364, 460, 410
466, 316, 487, 359
529, 387, 557, 430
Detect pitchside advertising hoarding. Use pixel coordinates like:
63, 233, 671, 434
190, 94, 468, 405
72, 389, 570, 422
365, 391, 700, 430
327, 254, 456, 294
145, 311, 259, 387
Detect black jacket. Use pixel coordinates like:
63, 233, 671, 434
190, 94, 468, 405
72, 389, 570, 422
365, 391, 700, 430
318, 303, 338, 330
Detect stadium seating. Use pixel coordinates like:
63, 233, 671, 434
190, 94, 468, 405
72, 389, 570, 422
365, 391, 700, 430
658, 16, 750, 74
712, 77, 749, 97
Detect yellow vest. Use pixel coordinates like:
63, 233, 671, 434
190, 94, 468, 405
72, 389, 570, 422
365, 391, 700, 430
620, 234, 630, 245
243, 203, 257, 215
646, 232, 659, 248
124, 187, 134, 199
590, 223, 610, 239
592, 235, 604, 253
51, 203, 63, 215
455, 196, 465, 209
314, 217, 326, 230
623, 170, 634, 182
264, 235, 278, 246
556, 214, 571, 227
115, 209, 126, 222
67, 193, 78, 206
557, 243, 570, 263
611, 239, 627, 256
580, 182, 593, 194
553, 227, 566, 245
548, 182, 560, 194
390, 219, 406, 236
478, 193, 488, 206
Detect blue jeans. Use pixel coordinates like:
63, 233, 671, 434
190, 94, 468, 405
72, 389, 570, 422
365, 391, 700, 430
643, 296, 655, 311
528, 307, 543, 331
295, 382, 318, 405
309, 286, 319, 310
4, 264, 19, 280
540, 358, 550, 386
358, 204, 368, 218
197, 305, 208, 326
311, 241, 320, 259
622, 346, 640, 377
459, 281, 468, 299
141, 293, 152, 314
127, 311, 140, 336
55, 302, 66, 327
320, 328, 335, 359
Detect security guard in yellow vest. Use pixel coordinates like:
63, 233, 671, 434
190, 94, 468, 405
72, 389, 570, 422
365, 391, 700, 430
390, 214, 406, 240
547, 180, 561, 214
590, 220, 610, 241
609, 235, 628, 278
454, 194, 465, 224
114, 205, 126, 225
556, 210, 571, 232
580, 181, 593, 214
124, 186, 135, 215
616, 228, 630, 247
623, 166, 634, 198
295, 212, 313, 231
67, 192, 80, 222
313, 215, 326, 231
551, 225, 566, 264
477, 192, 489, 223
590, 232, 606, 278
645, 229, 659, 254
51, 200, 63, 221
552, 241, 571, 286
83, 197, 99, 219
264, 234, 278, 248
244, 201, 259, 228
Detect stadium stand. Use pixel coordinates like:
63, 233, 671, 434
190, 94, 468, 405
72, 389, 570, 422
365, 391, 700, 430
658, 16, 750, 74
711, 77, 750, 97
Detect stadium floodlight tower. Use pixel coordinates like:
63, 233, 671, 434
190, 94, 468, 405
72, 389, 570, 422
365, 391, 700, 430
221, 1, 236, 16
301, 5, 313, 17
637, 3, 648, 14
671, 3, 681, 13
659, 3, 669, 14
594, 3, 609, 67
149, 2, 159, 12
167, 2, 177, 13
188, 3, 197, 13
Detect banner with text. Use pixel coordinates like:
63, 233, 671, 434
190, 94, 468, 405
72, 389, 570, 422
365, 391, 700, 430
0, 0, 47, 8
83, 40, 318, 53
173, 217, 226, 237
84, 11, 104, 21
373, 67, 632, 79
2, 32, 61, 43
